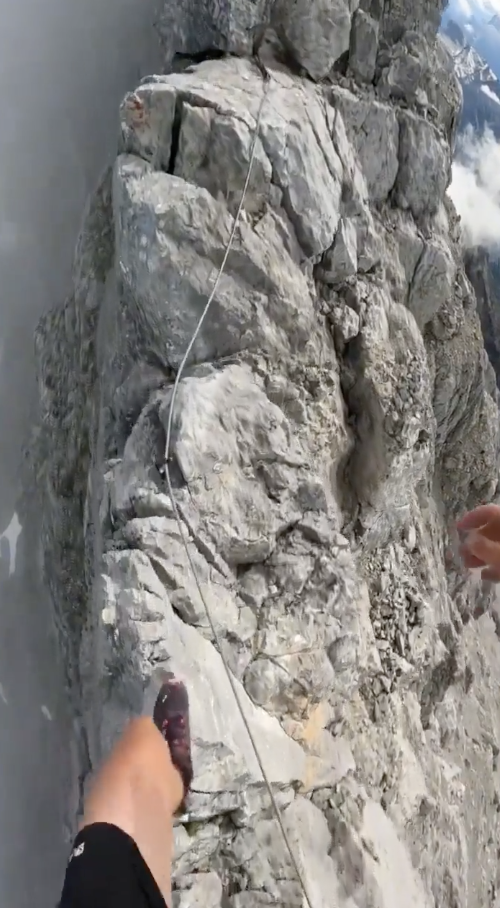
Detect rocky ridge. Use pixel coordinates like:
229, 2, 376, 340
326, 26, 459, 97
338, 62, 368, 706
465, 247, 500, 392
440, 24, 500, 140
440, 30, 498, 85
29, 1, 500, 906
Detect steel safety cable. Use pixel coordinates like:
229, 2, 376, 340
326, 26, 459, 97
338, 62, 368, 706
162, 65, 316, 908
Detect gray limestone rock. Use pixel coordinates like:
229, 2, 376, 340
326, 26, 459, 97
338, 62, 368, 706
393, 219, 425, 294
119, 82, 177, 169
349, 9, 379, 83
173, 873, 223, 908
156, 0, 271, 66
381, 0, 443, 42
344, 287, 434, 521
176, 103, 273, 216
395, 110, 451, 218
330, 304, 361, 351
322, 218, 358, 283
330, 86, 399, 202
113, 153, 322, 371
119, 57, 343, 257
408, 237, 456, 330
353, 206, 382, 272
156, 363, 312, 565
32, 6, 500, 908
272, 0, 352, 81
377, 39, 426, 102
97, 546, 307, 816
172, 872, 223, 908
224, 796, 350, 906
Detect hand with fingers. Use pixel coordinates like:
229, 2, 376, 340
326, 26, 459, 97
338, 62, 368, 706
457, 504, 500, 583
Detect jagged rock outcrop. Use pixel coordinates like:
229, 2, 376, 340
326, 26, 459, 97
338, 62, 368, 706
31, 1, 500, 906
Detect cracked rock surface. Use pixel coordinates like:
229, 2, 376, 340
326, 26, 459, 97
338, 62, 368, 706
31, 0, 500, 906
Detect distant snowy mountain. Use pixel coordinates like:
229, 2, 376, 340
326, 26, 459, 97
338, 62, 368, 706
442, 3, 500, 385
442, 0, 500, 79
441, 31, 498, 82
441, 13, 500, 137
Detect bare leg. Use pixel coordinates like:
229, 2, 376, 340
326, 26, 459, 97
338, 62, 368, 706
81, 716, 183, 902
61, 672, 193, 907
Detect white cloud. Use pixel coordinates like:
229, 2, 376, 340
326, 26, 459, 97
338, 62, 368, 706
479, 0, 500, 13
450, 0, 500, 24
457, 0, 500, 15
448, 126, 500, 247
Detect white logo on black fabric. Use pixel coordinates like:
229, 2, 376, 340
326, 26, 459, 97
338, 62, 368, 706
70, 843, 85, 861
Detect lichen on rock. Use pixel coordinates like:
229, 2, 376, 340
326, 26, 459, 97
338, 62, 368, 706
32, 0, 500, 905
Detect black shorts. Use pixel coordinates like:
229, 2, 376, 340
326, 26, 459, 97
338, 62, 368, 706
58, 822, 167, 908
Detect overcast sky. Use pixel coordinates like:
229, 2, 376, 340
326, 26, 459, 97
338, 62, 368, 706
455, 0, 500, 16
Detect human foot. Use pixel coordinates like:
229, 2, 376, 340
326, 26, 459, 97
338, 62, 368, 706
152, 671, 193, 806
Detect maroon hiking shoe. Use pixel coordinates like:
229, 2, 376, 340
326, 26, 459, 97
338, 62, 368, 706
153, 671, 193, 807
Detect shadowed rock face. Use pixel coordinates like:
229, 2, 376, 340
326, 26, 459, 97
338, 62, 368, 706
0, 0, 160, 904
465, 247, 500, 390
32, 1, 500, 906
